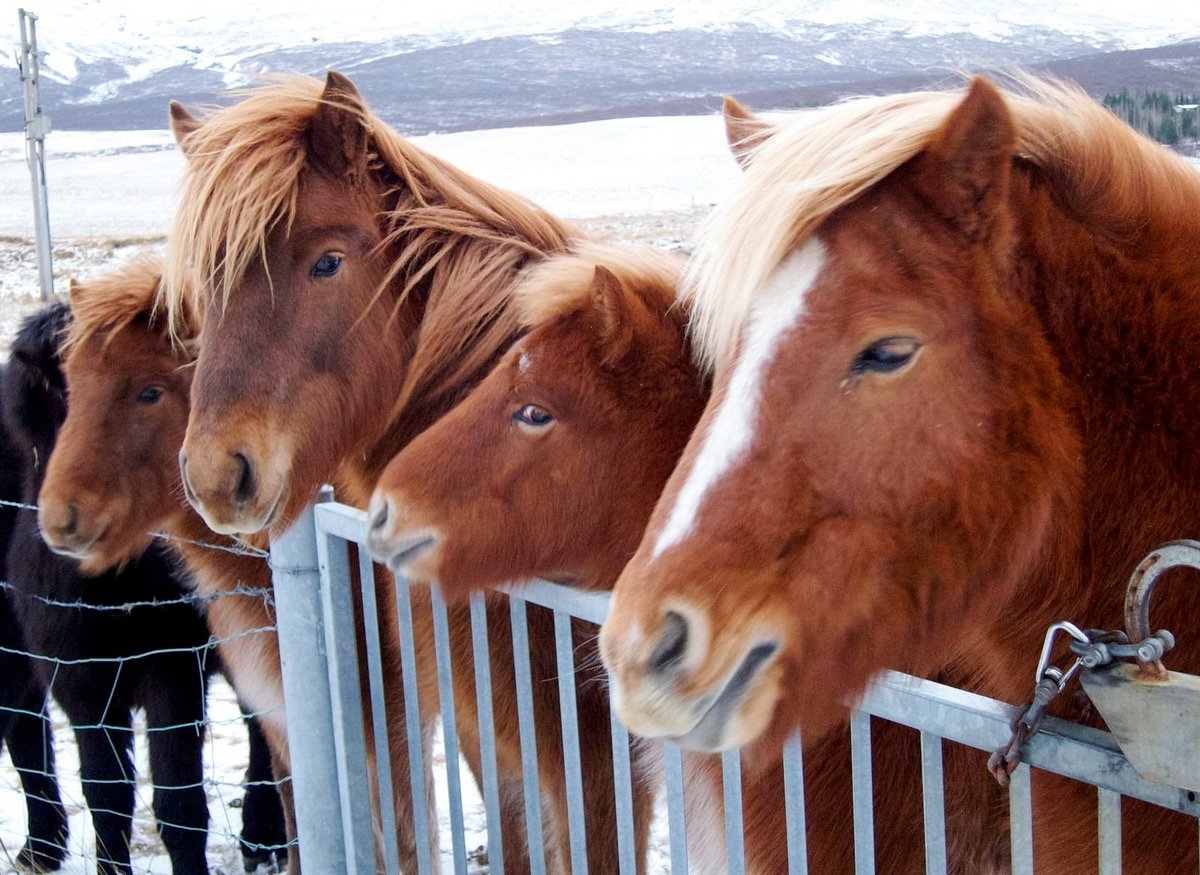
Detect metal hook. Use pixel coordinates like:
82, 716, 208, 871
1123, 541, 1199, 678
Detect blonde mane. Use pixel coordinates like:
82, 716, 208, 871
685, 74, 1200, 371
162, 74, 579, 414
512, 240, 684, 328
65, 254, 186, 353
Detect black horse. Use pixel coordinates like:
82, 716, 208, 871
0, 364, 68, 872
2, 303, 284, 874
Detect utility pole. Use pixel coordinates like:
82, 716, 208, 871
17, 8, 53, 300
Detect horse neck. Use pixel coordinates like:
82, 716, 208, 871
1006, 165, 1200, 633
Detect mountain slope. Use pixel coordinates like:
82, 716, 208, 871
4, 3, 1199, 132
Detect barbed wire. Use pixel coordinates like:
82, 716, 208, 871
0, 577, 274, 611
1, 496, 271, 558
0, 623, 277, 666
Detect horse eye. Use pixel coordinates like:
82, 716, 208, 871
850, 337, 921, 377
137, 387, 163, 405
310, 253, 343, 278
512, 404, 554, 430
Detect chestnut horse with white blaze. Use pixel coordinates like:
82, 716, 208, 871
601, 76, 1200, 869
162, 71, 652, 871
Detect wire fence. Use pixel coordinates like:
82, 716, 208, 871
0, 497, 291, 875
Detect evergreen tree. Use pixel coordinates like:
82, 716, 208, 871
1158, 114, 1180, 145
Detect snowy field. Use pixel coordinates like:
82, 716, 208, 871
0, 112, 747, 352
0, 679, 272, 874
0, 112, 739, 873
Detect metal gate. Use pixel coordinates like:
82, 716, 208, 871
270, 497, 1200, 873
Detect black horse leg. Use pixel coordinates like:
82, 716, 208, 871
238, 711, 287, 871
143, 689, 210, 875
0, 593, 67, 871
6, 696, 68, 872
73, 717, 135, 875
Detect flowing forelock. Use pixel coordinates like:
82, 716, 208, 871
65, 254, 189, 354
162, 77, 321, 338
512, 241, 684, 329
161, 73, 582, 419
684, 74, 1200, 371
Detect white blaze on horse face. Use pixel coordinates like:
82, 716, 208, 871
653, 239, 826, 559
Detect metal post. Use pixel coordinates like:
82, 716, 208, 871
270, 494, 347, 871
17, 9, 53, 300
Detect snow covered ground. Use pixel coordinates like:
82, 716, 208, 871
0, 111, 735, 872
0, 677, 274, 874
0, 112, 743, 353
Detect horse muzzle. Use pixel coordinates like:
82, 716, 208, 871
36, 490, 116, 559
602, 602, 783, 752
179, 444, 288, 535
364, 491, 441, 579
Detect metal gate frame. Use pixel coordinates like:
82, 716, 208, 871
271, 499, 1200, 874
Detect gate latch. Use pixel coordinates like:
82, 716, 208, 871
990, 540, 1200, 789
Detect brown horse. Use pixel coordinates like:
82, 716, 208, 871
162, 71, 649, 871
600, 75, 1200, 869
364, 243, 702, 595
34, 256, 302, 871
366, 242, 690, 867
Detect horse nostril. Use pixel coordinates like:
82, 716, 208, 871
233, 452, 256, 505
178, 451, 194, 497
63, 503, 79, 538
648, 610, 690, 675
368, 496, 392, 534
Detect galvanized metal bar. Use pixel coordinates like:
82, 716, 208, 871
782, 734, 808, 875
469, 592, 505, 874
721, 749, 745, 873
1008, 763, 1034, 875
850, 710, 875, 875
313, 501, 371, 540
431, 589, 469, 875
608, 707, 637, 875
919, 731, 947, 875
1097, 788, 1121, 875
315, 531, 377, 874
270, 501, 347, 873
554, 609, 589, 875
354, 551, 402, 875
859, 670, 1200, 816
501, 579, 610, 625
508, 596, 547, 875
393, 572, 434, 875
663, 744, 689, 874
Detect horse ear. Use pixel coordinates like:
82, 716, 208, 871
67, 278, 84, 308
308, 70, 370, 181
593, 265, 646, 367
723, 96, 772, 168
914, 77, 1016, 242
168, 101, 201, 155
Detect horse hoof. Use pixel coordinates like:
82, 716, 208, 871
15, 838, 68, 874
241, 848, 286, 873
